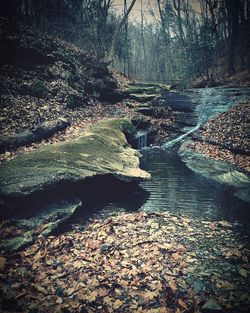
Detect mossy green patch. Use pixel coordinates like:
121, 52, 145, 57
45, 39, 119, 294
129, 94, 159, 103
127, 86, 161, 94
129, 82, 170, 90
126, 83, 170, 103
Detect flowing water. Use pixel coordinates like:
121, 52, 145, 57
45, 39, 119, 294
102, 87, 250, 229
162, 86, 250, 148
135, 130, 147, 150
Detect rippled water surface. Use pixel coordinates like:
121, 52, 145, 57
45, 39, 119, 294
139, 148, 249, 225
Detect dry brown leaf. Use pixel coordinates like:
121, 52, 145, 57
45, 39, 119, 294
143, 308, 169, 313
73, 260, 84, 269
33, 250, 42, 262
172, 252, 181, 261
168, 281, 177, 292
142, 290, 159, 302
88, 290, 98, 302
97, 288, 109, 297
113, 299, 123, 309
53, 238, 60, 247
0, 256, 6, 271
178, 299, 188, 309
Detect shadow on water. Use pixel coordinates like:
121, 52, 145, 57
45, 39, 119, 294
0, 175, 150, 231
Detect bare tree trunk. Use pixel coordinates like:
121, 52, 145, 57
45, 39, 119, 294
157, 0, 168, 47
140, 0, 147, 79
108, 0, 137, 60
226, 0, 240, 74
173, 0, 185, 45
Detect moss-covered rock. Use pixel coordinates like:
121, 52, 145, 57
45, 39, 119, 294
125, 83, 170, 103
129, 94, 159, 102
216, 171, 250, 187
0, 118, 150, 200
127, 86, 161, 95
129, 82, 171, 91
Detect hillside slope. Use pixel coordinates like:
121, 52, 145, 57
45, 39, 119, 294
0, 18, 123, 137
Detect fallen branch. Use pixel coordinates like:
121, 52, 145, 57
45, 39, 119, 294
0, 118, 70, 153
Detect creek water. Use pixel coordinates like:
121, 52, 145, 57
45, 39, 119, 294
139, 148, 249, 224
99, 87, 250, 229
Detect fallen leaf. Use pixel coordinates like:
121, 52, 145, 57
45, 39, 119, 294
113, 299, 123, 309
0, 256, 6, 271
73, 260, 85, 269
168, 281, 177, 292
178, 298, 188, 309
172, 252, 180, 261
88, 290, 98, 302
97, 288, 109, 297
239, 268, 248, 278
143, 290, 159, 301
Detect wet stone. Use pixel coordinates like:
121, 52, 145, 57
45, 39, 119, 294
100, 244, 110, 254
193, 280, 204, 294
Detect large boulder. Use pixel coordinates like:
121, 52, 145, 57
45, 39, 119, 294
0, 119, 150, 202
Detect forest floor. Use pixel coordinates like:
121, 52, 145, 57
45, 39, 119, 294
0, 20, 173, 163
191, 69, 250, 88
1, 212, 250, 313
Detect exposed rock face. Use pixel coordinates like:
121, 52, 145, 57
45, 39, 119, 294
0, 199, 81, 253
0, 119, 150, 201
178, 102, 250, 201
125, 82, 170, 103
178, 143, 250, 202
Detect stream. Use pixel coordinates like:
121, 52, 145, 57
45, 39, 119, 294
97, 87, 250, 230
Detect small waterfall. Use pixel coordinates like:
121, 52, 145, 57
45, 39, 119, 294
136, 130, 147, 150
162, 123, 201, 149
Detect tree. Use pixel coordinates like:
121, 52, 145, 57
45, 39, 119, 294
108, 0, 137, 59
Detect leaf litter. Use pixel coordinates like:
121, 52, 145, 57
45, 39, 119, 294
0, 211, 249, 312
187, 102, 250, 172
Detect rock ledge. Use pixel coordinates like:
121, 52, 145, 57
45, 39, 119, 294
0, 118, 150, 202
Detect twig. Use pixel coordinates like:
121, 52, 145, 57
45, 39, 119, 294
3, 81, 15, 100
